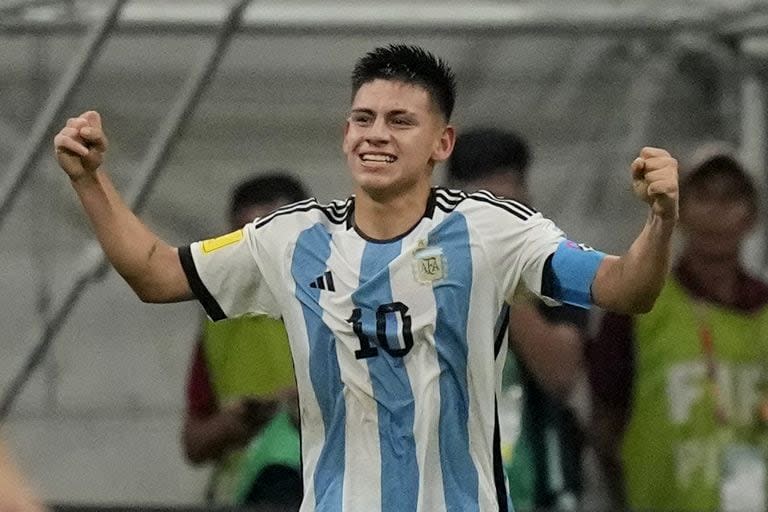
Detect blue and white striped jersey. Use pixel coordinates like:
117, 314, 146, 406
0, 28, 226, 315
180, 187, 605, 512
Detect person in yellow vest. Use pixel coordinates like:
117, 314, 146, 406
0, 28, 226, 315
182, 172, 309, 506
588, 153, 768, 511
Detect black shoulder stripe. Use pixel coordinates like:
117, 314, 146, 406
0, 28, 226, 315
435, 188, 534, 220
435, 195, 464, 207
434, 188, 467, 214
254, 198, 352, 230
434, 187, 467, 203
468, 195, 530, 221
474, 190, 537, 216
253, 198, 317, 228
435, 200, 460, 214
178, 245, 227, 321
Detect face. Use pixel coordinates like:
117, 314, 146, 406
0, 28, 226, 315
343, 79, 454, 200
680, 179, 755, 262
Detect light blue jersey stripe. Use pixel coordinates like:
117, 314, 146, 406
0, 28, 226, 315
428, 212, 479, 511
351, 241, 419, 512
292, 224, 345, 510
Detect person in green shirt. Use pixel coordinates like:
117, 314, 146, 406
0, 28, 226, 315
589, 152, 768, 511
182, 172, 308, 506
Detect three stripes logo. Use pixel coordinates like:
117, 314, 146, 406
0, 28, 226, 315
309, 270, 336, 292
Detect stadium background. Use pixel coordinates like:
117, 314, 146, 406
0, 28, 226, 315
1, 0, 767, 508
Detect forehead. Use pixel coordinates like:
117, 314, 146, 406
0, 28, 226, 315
352, 79, 434, 113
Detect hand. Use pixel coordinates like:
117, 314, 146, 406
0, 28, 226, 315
631, 146, 678, 221
53, 110, 108, 182
228, 397, 279, 438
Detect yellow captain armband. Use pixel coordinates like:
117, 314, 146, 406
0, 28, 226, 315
201, 229, 244, 253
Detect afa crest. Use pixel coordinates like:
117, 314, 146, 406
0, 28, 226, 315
412, 242, 445, 284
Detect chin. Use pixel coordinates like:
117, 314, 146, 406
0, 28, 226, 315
358, 182, 395, 200
355, 170, 394, 190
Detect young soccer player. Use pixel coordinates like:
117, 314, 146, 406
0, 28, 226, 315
53, 44, 678, 512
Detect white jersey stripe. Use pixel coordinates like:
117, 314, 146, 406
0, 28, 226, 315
334, 236, 382, 511
291, 224, 346, 510
394, 226, 448, 512
352, 239, 420, 510
428, 212, 480, 510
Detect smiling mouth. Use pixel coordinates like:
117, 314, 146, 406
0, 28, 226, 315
360, 153, 397, 164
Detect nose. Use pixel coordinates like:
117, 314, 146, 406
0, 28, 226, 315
365, 116, 390, 145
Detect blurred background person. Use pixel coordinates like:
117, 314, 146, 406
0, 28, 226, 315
182, 172, 308, 508
588, 153, 768, 512
0, 438, 46, 512
447, 127, 589, 511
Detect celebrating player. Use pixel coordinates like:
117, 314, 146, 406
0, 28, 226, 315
54, 44, 677, 512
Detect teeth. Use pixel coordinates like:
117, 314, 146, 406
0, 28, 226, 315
361, 154, 395, 163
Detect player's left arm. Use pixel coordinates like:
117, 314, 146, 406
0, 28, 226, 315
590, 147, 678, 314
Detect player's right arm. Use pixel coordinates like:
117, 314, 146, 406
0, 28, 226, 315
54, 111, 191, 303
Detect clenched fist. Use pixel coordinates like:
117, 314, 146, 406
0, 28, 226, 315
53, 110, 108, 181
631, 146, 679, 221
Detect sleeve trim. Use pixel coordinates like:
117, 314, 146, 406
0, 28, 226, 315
178, 245, 227, 321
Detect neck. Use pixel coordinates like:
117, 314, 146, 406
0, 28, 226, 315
679, 252, 742, 304
353, 183, 432, 240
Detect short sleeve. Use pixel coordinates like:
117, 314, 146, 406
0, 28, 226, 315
461, 192, 565, 304
461, 191, 604, 309
179, 225, 280, 321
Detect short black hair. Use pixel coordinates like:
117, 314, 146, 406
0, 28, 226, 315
681, 154, 758, 212
447, 128, 531, 184
229, 171, 309, 218
351, 44, 456, 121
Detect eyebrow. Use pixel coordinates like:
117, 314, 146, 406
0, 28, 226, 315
349, 108, 415, 117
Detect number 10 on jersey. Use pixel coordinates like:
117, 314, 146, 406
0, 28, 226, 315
347, 302, 414, 359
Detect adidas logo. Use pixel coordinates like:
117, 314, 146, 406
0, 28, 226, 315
309, 270, 335, 291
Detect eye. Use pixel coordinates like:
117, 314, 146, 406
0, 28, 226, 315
391, 116, 413, 127
350, 113, 372, 125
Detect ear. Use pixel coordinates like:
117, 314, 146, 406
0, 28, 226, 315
431, 124, 456, 163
